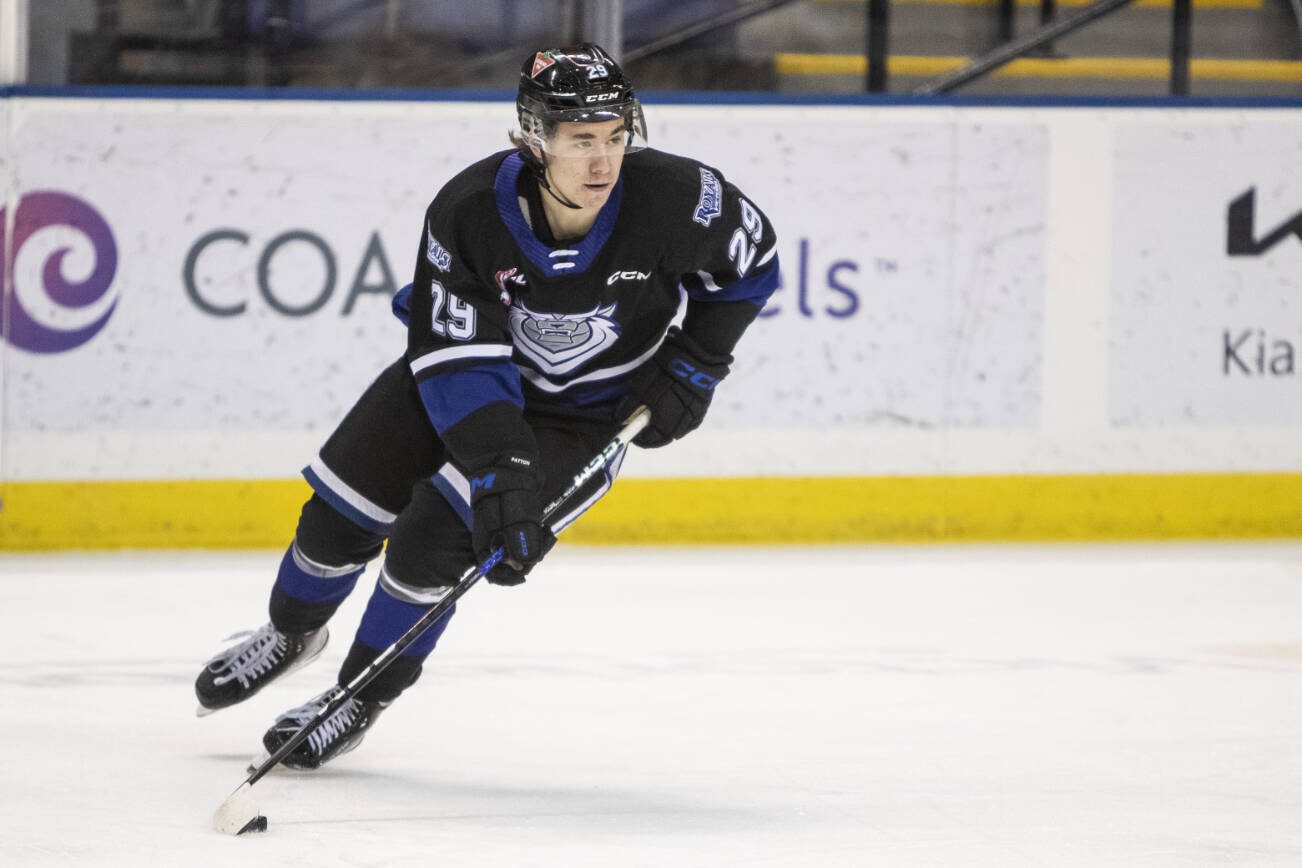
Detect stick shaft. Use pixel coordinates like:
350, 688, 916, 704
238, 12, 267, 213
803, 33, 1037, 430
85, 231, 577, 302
243, 407, 649, 786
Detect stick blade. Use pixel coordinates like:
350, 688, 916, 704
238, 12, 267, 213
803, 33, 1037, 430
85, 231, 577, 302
213, 782, 267, 835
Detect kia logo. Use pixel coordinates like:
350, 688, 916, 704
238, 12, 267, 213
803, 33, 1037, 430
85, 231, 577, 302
1227, 188, 1302, 257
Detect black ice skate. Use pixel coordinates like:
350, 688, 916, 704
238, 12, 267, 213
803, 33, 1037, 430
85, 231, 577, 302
195, 623, 328, 716
261, 687, 387, 770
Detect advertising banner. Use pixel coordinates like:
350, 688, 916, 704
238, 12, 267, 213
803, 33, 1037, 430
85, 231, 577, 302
3, 96, 1301, 547
1110, 122, 1302, 427
678, 111, 1047, 430
1, 99, 1047, 480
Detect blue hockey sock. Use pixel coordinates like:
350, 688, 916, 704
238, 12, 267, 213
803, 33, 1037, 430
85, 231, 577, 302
354, 573, 456, 659
340, 573, 456, 702
268, 541, 365, 634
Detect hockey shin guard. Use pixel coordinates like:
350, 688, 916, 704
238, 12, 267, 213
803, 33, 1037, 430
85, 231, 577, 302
269, 541, 366, 635
342, 574, 456, 703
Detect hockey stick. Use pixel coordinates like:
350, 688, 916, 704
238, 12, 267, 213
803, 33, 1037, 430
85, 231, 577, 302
213, 406, 650, 836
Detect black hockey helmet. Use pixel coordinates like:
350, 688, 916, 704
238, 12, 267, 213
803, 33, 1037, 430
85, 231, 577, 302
515, 44, 648, 157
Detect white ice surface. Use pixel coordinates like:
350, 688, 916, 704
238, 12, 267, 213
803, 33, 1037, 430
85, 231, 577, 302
1, 543, 1301, 867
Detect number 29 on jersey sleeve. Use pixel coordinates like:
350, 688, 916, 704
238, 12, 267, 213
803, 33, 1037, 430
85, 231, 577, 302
728, 198, 764, 277
429, 279, 477, 340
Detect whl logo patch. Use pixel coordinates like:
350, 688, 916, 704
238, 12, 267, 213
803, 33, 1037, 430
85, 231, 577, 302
508, 300, 620, 376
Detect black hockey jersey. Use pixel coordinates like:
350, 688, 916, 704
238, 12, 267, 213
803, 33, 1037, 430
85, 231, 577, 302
391, 147, 779, 467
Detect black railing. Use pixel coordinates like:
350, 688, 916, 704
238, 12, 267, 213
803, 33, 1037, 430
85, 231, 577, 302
1171, 0, 1193, 96
867, 0, 889, 92
916, 0, 1137, 94
914, 0, 1196, 96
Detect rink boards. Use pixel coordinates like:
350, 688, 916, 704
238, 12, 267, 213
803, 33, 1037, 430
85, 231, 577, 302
1, 90, 1300, 547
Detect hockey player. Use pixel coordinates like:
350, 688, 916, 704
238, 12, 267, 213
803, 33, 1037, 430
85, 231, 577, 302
194, 44, 779, 769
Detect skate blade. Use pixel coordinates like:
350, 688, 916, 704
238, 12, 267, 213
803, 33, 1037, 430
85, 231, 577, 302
196, 703, 218, 718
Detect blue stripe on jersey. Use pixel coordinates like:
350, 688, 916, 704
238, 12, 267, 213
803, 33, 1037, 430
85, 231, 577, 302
392, 283, 412, 326
416, 360, 524, 433
493, 152, 623, 277
355, 582, 455, 658
684, 258, 781, 306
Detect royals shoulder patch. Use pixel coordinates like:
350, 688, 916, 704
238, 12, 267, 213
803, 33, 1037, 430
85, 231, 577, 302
425, 225, 452, 272
693, 168, 723, 227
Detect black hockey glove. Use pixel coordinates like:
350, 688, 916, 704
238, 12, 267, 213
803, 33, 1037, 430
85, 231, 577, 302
467, 452, 554, 586
619, 327, 733, 449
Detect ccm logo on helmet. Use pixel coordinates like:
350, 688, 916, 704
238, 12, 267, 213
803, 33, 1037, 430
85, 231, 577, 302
585, 91, 620, 103
607, 270, 649, 285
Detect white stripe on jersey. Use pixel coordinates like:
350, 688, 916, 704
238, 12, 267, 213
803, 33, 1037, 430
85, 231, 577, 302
410, 343, 513, 377
516, 338, 662, 394
696, 270, 722, 293
435, 462, 471, 506
307, 457, 399, 526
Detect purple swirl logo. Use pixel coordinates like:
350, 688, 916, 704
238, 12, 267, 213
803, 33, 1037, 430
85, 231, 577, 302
1, 191, 119, 353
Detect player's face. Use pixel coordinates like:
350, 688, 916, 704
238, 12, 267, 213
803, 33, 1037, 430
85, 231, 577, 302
540, 119, 627, 211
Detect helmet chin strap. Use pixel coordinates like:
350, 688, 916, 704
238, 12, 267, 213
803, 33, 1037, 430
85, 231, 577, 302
521, 143, 584, 212
535, 158, 583, 211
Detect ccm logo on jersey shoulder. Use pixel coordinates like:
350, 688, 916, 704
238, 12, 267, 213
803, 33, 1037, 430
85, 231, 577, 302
607, 270, 649, 285
694, 168, 723, 227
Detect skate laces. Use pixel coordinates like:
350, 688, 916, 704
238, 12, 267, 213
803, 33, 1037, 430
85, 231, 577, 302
204, 624, 288, 689
277, 689, 362, 757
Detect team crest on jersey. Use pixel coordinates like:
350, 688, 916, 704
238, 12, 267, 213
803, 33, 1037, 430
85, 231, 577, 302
494, 267, 527, 306
425, 226, 451, 272
694, 168, 723, 227
508, 300, 620, 376
530, 52, 557, 78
